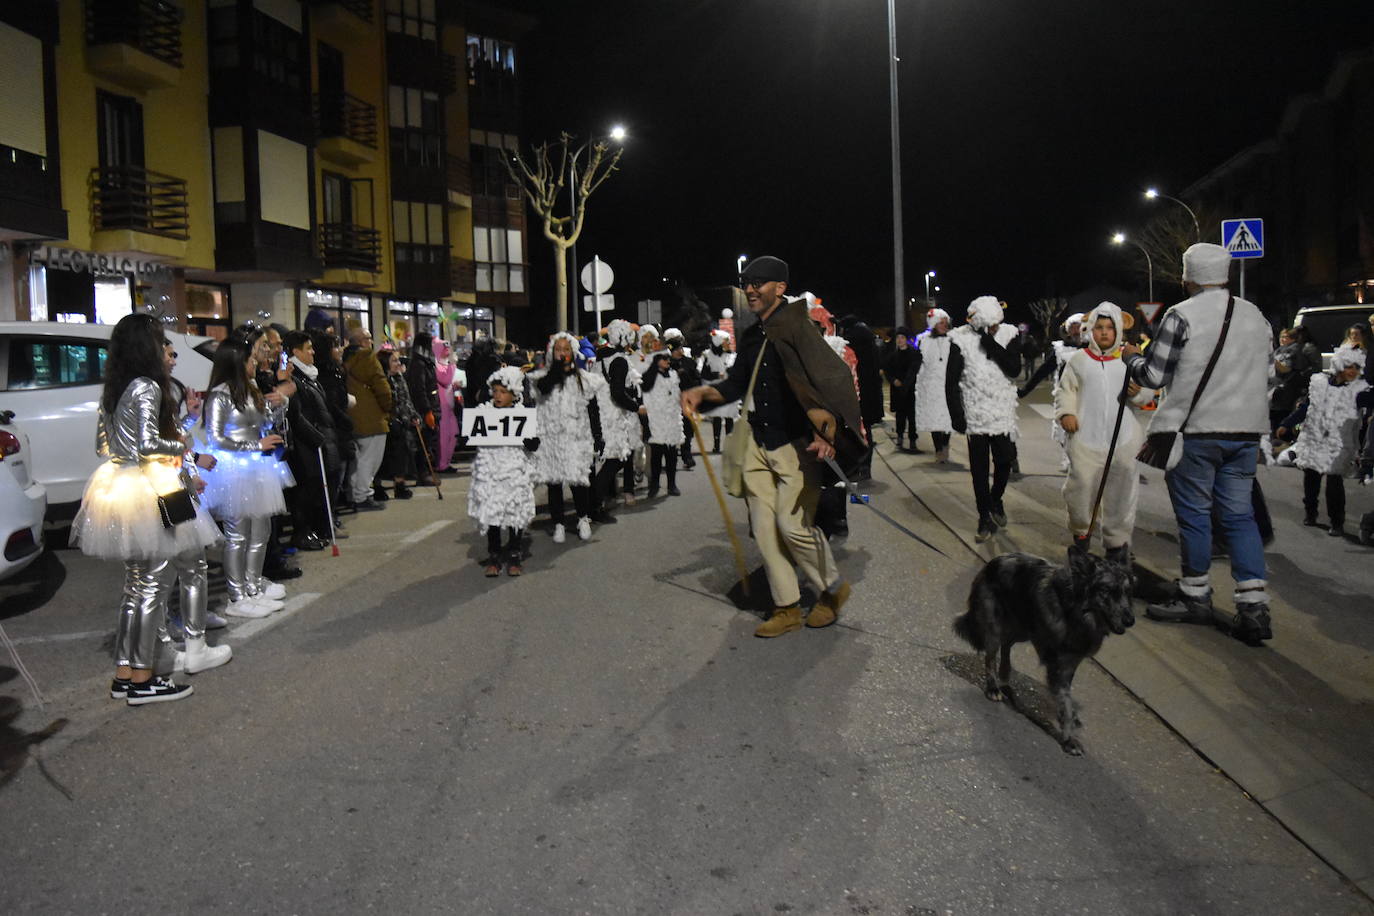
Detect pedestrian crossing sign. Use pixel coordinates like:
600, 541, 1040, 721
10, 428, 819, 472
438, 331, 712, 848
1222, 218, 1264, 258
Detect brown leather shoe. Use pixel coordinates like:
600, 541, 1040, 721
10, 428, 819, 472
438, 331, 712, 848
754, 605, 803, 638
808, 581, 850, 628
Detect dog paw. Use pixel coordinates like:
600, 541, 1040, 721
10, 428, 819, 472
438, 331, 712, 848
983, 686, 1004, 702
1061, 737, 1084, 756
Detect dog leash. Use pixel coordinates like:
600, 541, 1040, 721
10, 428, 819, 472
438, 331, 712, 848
823, 456, 952, 558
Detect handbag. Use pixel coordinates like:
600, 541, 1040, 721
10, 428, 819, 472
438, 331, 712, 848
142, 459, 197, 529
1137, 295, 1234, 470
722, 340, 769, 498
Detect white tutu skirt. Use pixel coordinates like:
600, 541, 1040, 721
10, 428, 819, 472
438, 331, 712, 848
199, 450, 288, 520
71, 461, 222, 561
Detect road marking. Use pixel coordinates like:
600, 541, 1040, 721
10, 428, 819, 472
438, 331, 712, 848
400, 519, 455, 546
1028, 404, 1056, 420
7, 629, 108, 646
226, 591, 322, 642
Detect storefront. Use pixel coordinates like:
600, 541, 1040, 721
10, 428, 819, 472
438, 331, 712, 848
447, 305, 494, 358
185, 282, 232, 340
23, 244, 177, 325
299, 287, 372, 339
385, 298, 441, 352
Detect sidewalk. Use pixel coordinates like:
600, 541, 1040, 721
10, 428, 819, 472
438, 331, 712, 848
876, 399, 1374, 901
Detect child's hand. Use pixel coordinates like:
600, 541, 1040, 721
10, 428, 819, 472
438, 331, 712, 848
1126, 382, 1141, 398
1060, 415, 1079, 433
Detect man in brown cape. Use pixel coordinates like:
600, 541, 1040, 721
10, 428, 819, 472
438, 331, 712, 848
682, 256, 867, 637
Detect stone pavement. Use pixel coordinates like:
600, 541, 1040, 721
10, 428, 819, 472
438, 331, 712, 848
881, 395, 1374, 901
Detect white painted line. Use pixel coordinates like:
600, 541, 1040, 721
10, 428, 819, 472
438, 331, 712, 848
226, 591, 322, 642
6, 629, 108, 646
400, 519, 455, 547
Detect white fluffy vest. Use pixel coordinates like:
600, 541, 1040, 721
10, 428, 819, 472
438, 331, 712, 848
950, 324, 1019, 436
642, 369, 684, 446
528, 369, 597, 485
1291, 373, 1370, 476
913, 333, 953, 433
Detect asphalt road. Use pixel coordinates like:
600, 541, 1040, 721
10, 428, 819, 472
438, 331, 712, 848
1, 445, 1370, 914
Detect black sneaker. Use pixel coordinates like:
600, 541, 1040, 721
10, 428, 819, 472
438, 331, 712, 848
110, 677, 132, 699
667, 485, 682, 496
126, 676, 193, 706
975, 516, 996, 543
1302, 513, 1318, 527
1327, 523, 1344, 538
590, 511, 617, 524
1223, 603, 1273, 646
990, 503, 1008, 528
394, 484, 414, 499
372, 485, 390, 502
1145, 591, 1215, 625
354, 499, 386, 512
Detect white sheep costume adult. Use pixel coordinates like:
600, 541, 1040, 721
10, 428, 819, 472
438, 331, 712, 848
467, 365, 537, 533
1288, 345, 1371, 477
949, 296, 1020, 436
640, 349, 684, 447
913, 307, 953, 435
597, 319, 643, 461
1054, 302, 1155, 550
528, 332, 601, 486
698, 328, 739, 422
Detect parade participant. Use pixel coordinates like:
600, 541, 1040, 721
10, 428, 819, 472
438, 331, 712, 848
1277, 345, 1373, 538
405, 331, 440, 487
596, 319, 643, 509
634, 325, 661, 375
381, 348, 421, 499
71, 313, 218, 703
469, 367, 540, 576
345, 326, 393, 511
682, 256, 864, 637
884, 327, 917, 452
201, 338, 290, 618
946, 296, 1023, 542
530, 332, 604, 543
1054, 303, 1154, 560
811, 300, 861, 540
641, 348, 684, 497
1124, 243, 1275, 646
433, 339, 461, 472
906, 308, 955, 463
697, 329, 737, 453
664, 328, 700, 469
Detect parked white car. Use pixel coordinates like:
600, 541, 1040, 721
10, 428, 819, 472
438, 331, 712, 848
0, 322, 216, 507
0, 409, 47, 581
1293, 304, 1374, 369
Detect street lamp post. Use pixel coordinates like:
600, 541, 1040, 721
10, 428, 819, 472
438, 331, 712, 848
1144, 188, 1200, 242
569, 124, 627, 337
924, 269, 935, 307
1112, 232, 1154, 303
737, 253, 747, 279
886, 0, 905, 328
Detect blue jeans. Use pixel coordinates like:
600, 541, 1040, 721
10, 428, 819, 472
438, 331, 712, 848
1164, 438, 1266, 582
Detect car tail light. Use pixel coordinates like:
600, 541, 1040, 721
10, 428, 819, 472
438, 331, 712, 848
0, 430, 20, 461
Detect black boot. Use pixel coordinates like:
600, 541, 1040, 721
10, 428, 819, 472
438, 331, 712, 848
1145, 588, 1215, 625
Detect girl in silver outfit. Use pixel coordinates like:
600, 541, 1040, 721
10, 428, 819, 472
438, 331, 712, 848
201, 338, 288, 618
71, 314, 219, 705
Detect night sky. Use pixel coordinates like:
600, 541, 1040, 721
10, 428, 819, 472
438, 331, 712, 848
508, 0, 1371, 328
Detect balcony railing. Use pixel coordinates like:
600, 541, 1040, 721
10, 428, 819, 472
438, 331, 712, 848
450, 257, 476, 293
314, 93, 378, 149
89, 165, 189, 239
310, 0, 374, 23
446, 155, 471, 196
85, 0, 183, 68
319, 223, 380, 273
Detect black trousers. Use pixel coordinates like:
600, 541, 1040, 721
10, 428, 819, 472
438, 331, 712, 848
710, 417, 734, 452
966, 433, 1015, 517
931, 431, 951, 452
1303, 469, 1346, 525
486, 525, 524, 559
649, 443, 677, 491
892, 390, 915, 442
680, 417, 695, 465
548, 483, 593, 525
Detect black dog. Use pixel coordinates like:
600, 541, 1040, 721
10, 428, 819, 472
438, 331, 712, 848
952, 549, 1134, 755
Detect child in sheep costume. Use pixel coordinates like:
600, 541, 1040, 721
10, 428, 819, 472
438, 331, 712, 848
905, 307, 954, 462
640, 348, 684, 497
697, 328, 738, 452
468, 366, 540, 576
528, 332, 605, 543
1054, 303, 1155, 559
1277, 345, 1374, 537
946, 296, 1024, 542
595, 318, 644, 509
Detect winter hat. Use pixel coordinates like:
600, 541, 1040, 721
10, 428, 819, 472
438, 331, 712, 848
545, 331, 580, 365
740, 255, 789, 284
709, 329, 730, 347
1085, 302, 1125, 357
662, 327, 684, 345
1182, 243, 1232, 286
895, 326, 913, 339
607, 318, 635, 348
487, 366, 526, 403
926, 308, 950, 330
966, 296, 1002, 330
1062, 312, 1086, 333
1331, 344, 1367, 372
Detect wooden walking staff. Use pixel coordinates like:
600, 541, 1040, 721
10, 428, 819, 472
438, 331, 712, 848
414, 418, 444, 500
687, 412, 750, 597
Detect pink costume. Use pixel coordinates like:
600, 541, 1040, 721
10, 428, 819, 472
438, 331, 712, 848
433, 340, 460, 470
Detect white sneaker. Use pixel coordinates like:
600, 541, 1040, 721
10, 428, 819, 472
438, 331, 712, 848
250, 596, 285, 613
224, 597, 272, 618
258, 581, 287, 600
552, 523, 566, 544
184, 637, 233, 674
577, 517, 592, 541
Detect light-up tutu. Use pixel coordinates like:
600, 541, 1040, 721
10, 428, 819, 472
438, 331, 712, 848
70, 459, 222, 560
199, 449, 288, 519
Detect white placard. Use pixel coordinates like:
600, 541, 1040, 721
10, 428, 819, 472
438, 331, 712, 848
461, 405, 538, 446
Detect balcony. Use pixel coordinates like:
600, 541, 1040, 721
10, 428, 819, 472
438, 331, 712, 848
314, 93, 378, 167
450, 256, 476, 296
318, 222, 380, 285
309, 0, 374, 39
446, 154, 472, 207
84, 0, 183, 91
89, 164, 189, 259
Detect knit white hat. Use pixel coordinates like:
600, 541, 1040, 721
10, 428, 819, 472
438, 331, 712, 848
966, 296, 1002, 330
1182, 243, 1232, 286
486, 365, 526, 403
1331, 344, 1367, 372
927, 307, 950, 329
662, 327, 683, 343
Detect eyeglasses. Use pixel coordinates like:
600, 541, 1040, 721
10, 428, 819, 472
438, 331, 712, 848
739, 277, 773, 291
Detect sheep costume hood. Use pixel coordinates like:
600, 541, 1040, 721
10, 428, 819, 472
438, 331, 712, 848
486, 365, 527, 404
638, 325, 660, 349
605, 319, 636, 349
965, 296, 1004, 331
1084, 302, 1127, 358
544, 331, 581, 367
709, 329, 730, 348
1331, 344, 1367, 373
926, 308, 950, 330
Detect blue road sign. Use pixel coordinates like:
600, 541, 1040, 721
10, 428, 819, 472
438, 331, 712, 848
1222, 218, 1264, 259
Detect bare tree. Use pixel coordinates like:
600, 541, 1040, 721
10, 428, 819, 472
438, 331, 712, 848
504, 132, 624, 332
1131, 204, 1225, 292
1027, 296, 1069, 336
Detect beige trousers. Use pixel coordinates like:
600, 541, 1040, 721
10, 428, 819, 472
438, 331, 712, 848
1063, 436, 1140, 549
743, 435, 839, 607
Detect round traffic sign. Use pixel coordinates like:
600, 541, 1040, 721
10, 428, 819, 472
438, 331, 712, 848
580, 259, 614, 293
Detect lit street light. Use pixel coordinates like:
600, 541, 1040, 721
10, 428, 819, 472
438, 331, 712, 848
569, 124, 627, 336
1144, 187, 1200, 242
1111, 232, 1154, 303
609, 124, 627, 142
885, 0, 905, 328
924, 269, 936, 307
737, 254, 747, 280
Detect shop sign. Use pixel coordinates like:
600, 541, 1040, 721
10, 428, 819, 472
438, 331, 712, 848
31, 245, 174, 280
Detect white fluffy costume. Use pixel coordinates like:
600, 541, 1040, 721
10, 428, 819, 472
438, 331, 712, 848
1289, 346, 1371, 476
949, 297, 1020, 436
597, 319, 644, 460
467, 366, 537, 531
913, 309, 953, 433
698, 329, 739, 421
640, 350, 685, 446
529, 333, 600, 485
1055, 302, 1155, 547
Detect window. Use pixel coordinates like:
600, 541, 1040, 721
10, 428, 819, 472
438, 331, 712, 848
251, 10, 304, 92
388, 83, 442, 169
6, 338, 108, 390
472, 225, 526, 294
385, 0, 437, 42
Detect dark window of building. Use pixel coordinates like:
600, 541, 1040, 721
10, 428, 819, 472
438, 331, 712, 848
97, 91, 144, 169
388, 83, 442, 170
251, 10, 303, 92
384, 0, 436, 42
208, 5, 239, 69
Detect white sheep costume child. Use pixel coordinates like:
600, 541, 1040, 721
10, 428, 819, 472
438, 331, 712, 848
1054, 302, 1154, 555
528, 332, 603, 542
468, 365, 538, 573
1284, 344, 1372, 535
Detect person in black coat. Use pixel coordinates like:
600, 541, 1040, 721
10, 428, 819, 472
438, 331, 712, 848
839, 315, 883, 479
666, 330, 701, 469
405, 331, 440, 486
883, 326, 918, 451
464, 338, 501, 408
282, 330, 336, 549
312, 329, 355, 515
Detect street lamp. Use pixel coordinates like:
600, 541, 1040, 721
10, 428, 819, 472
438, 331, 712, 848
924, 269, 936, 307
1111, 232, 1154, 303
569, 124, 627, 335
885, 0, 905, 328
737, 254, 747, 280
1144, 187, 1200, 242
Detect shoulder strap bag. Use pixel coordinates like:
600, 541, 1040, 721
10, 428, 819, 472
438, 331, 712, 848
722, 341, 768, 498
1136, 295, 1235, 470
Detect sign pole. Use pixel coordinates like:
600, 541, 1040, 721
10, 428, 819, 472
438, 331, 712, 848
592, 255, 603, 333
1240, 260, 1246, 300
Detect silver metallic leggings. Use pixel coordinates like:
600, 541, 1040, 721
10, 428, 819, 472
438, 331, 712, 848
220, 515, 270, 601
157, 548, 210, 640
116, 559, 171, 670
